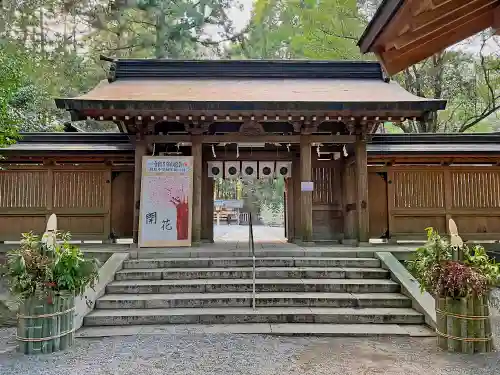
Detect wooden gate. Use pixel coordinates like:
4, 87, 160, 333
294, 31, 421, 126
311, 160, 343, 241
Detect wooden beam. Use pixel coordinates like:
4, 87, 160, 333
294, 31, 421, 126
191, 135, 203, 244
381, 10, 494, 74
300, 136, 313, 243
355, 136, 369, 243
385, 0, 496, 52
133, 140, 147, 245
145, 134, 356, 144
494, 5, 500, 34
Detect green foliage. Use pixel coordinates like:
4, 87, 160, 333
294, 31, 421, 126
86, 0, 236, 59
406, 227, 452, 294
462, 245, 500, 287
407, 227, 500, 300
214, 177, 286, 223
231, 0, 364, 60
394, 34, 500, 133
2, 231, 100, 303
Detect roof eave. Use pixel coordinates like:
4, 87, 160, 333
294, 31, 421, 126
358, 0, 406, 53
55, 98, 447, 114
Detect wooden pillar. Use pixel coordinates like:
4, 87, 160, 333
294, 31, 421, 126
342, 160, 357, 242
191, 135, 202, 244
201, 156, 214, 243
300, 136, 313, 242
355, 135, 369, 243
133, 140, 147, 245
292, 158, 301, 242
286, 177, 295, 242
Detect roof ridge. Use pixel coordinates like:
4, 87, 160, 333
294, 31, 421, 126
106, 59, 385, 82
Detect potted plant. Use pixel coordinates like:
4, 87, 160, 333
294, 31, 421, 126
407, 226, 500, 353
2, 231, 99, 354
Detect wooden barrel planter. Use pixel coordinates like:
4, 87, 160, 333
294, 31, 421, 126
17, 292, 75, 354
436, 296, 494, 353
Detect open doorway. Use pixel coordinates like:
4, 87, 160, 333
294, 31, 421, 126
212, 176, 287, 244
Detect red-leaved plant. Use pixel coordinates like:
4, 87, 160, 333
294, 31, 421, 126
407, 227, 500, 302
430, 260, 489, 298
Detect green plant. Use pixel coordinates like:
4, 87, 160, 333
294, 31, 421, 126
2, 231, 99, 304
406, 227, 452, 294
462, 245, 500, 287
407, 227, 500, 300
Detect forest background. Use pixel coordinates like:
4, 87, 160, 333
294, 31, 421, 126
0, 0, 498, 135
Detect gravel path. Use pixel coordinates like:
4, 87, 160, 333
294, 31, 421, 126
1, 332, 500, 375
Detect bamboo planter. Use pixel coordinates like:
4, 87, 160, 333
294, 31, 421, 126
435, 296, 494, 353
17, 292, 75, 354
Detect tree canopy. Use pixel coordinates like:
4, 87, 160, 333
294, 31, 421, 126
0, 0, 498, 134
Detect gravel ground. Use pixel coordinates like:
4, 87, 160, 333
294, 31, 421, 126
1, 272, 500, 374
1, 331, 500, 375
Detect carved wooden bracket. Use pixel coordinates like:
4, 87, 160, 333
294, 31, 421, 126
301, 119, 319, 135
354, 122, 370, 140
184, 121, 211, 135
292, 118, 320, 134
145, 121, 155, 135
292, 122, 302, 133
345, 121, 356, 135
238, 121, 265, 135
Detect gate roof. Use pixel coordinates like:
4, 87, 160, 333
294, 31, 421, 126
55, 59, 445, 122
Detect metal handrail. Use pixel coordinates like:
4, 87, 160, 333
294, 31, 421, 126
249, 212, 256, 310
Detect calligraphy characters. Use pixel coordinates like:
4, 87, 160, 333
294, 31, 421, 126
145, 212, 157, 225
145, 212, 173, 231
161, 219, 172, 231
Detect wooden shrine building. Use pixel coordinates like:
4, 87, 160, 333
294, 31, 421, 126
358, 0, 500, 75
1, 59, 500, 246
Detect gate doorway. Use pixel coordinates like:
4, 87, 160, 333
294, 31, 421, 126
211, 167, 289, 245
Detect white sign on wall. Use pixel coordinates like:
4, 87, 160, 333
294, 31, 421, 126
301, 181, 314, 192
139, 156, 193, 248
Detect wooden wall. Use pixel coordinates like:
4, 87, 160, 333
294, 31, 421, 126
0, 165, 133, 242
369, 166, 500, 241
2, 159, 500, 243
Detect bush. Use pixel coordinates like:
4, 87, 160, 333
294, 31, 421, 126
406, 227, 500, 299
2, 231, 100, 305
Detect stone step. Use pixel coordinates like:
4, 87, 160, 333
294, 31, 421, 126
96, 292, 412, 309
83, 307, 424, 326
115, 267, 389, 281
106, 278, 400, 294
123, 257, 381, 269
135, 249, 375, 259
77, 323, 435, 338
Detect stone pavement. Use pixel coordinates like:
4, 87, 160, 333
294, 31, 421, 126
213, 224, 286, 244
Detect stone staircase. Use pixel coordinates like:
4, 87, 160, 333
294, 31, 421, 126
83, 246, 431, 336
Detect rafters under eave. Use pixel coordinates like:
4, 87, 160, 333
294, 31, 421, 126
359, 0, 500, 75
494, 4, 500, 34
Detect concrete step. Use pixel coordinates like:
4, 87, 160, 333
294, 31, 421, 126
96, 292, 412, 309
135, 249, 375, 259
106, 278, 400, 294
83, 307, 424, 326
123, 257, 381, 269
115, 267, 389, 281
77, 323, 435, 338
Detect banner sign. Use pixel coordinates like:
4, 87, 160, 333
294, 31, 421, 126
139, 156, 193, 247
